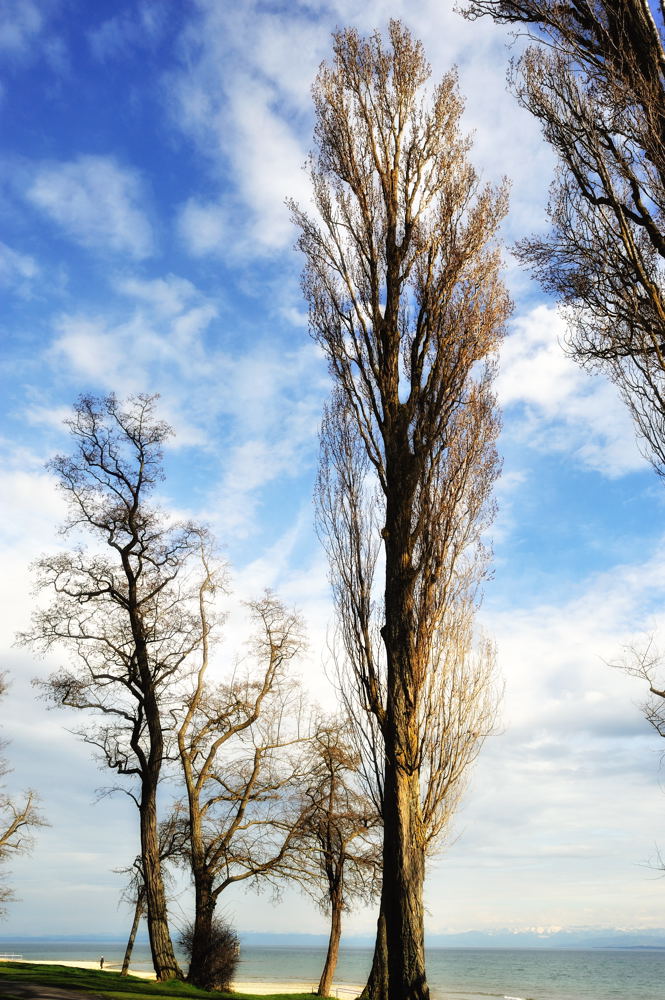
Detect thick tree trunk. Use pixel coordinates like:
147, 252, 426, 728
182, 734, 219, 991
187, 873, 217, 989
359, 895, 388, 1000
318, 894, 343, 996
121, 888, 145, 976
140, 777, 181, 980
382, 751, 427, 1000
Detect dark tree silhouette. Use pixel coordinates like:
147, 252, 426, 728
465, 1, 665, 474
23, 394, 205, 980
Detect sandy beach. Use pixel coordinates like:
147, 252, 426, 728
0, 958, 156, 980
233, 983, 361, 996
0, 958, 362, 996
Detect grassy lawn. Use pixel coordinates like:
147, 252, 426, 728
0, 962, 319, 1000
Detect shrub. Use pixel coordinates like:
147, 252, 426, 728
180, 917, 240, 991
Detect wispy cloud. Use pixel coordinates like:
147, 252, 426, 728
26, 155, 154, 259
49, 274, 218, 403
497, 304, 645, 477
44, 269, 327, 537
428, 542, 665, 930
0, 0, 68, 79
0, 1, 44, 56
166, 0, 549, 262
87, 1, 167, 61
0, 240, 39, 287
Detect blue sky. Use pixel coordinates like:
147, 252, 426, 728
1, 0, 665, 942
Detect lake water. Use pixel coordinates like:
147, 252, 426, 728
1, 940, 663, 1000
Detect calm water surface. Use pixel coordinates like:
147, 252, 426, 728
1, 941, 663, 1000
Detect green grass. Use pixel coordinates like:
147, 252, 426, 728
0, 961, 320, 1000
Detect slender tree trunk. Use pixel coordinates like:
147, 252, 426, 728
121, 888, 145, 976
318, 892, 343, 997
130, 615, 181, 982
381, 473, 429, 1000
359, 895, 388, 1000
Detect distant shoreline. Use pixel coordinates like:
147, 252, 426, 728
2, 937, 665, 952
1, 932, 665, 951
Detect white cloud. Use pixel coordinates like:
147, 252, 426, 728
166, 1, 550, 260
44, 270, 326, 536
50, 273, 219, 395
177, 198, 228, 256
421, 541, 665, 931
171, 71, 310, 255
0, 467, 64, 554
27, 155, 154, 259
51, 314, 128, 386
24, 402, 73, 431
115, 273, 200, 317
497, 304, 645, 477
489, 544, 665, 734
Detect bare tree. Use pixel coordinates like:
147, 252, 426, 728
21, 394, 204, 980
296, 718, 381, 997
176, 590, 313, 991
614, 638, 665, 735
0, 675, 45, 916
464, 0, 665, 473
317, 399, 499, 1000
118, 857, 146, 977
291, 22, 509, 1000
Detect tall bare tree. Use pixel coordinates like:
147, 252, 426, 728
464, 0, 665, 473
297, 719, 381, 998
0, 675, 45, 916
291, 22, 510, 1000
317, 399, 499, 1000
177, 590, 313, 990
22, 394, 204, 980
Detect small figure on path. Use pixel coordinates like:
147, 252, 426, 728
100, 956, 104, 970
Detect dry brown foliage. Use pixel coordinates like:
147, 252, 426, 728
292, 21, 509, 1000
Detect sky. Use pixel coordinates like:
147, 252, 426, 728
1, 0, 665, 945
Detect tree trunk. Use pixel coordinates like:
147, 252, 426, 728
359, 895, 388, 1000
140, 777, 181, 980
187, 873, 217, 989
382, 751, 427, 1000
318, 893, 343, 997
121, 888, 145, 976
381, 473, 429, 1000
130, 610, 181, 983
